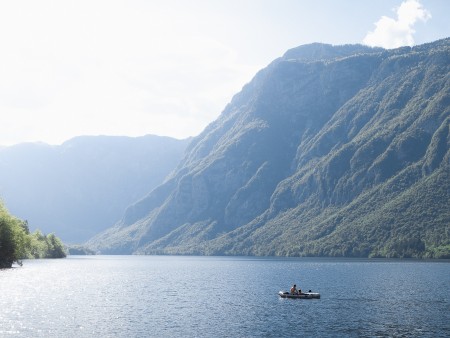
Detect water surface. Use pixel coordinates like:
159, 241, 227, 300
1, 256, 449, 337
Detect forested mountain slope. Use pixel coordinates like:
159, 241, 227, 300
89, 39, 450, 258
0, 135, 189, 243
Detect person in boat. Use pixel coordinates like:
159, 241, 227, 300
290, 284, 298, 295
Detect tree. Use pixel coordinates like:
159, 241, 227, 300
0, 202, 27, 267
46, 233, 66, 258
0, 201, 66, 268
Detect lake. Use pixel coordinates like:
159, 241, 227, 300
0, 256, 449, 337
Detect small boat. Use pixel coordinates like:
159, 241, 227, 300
278, 291, 320, 299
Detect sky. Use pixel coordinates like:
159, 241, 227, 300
0, 0, 449, 146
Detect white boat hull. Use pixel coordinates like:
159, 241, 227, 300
278, 291, 320, 299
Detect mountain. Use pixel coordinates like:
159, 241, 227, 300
0, 135, 190, 243
88, 39, 450, 258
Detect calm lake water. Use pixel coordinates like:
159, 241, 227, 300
0, 256, 449, 337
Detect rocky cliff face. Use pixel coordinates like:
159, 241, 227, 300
89, 39, 450, 258
0, 135, 189, 242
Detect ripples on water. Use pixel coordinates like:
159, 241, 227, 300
0, 256, 449, 337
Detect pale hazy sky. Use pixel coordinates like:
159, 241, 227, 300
0, 0, 448, 146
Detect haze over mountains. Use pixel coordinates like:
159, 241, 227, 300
0, 135, 189, 242
87, 38, 450, 258
2, 39, 448, 258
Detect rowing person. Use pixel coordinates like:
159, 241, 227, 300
290, 284, 298, 295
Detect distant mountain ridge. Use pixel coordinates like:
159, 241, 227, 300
89, 39, 450, 258
0, 135, 190, 243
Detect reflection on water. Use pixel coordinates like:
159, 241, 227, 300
1, 256, 449, 337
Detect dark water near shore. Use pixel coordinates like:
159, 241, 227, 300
1, 256, 449, 337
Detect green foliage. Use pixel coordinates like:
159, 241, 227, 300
90, 39, 450, 258
23, 230, 67, 259
67, 245, 96, 255
424, 244, 450, 259
0, 201, 66, 268
0, 202, 28, 268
